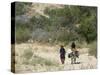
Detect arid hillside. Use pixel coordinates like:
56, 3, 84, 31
14, 43, 97, 73
12, 2, 97, 73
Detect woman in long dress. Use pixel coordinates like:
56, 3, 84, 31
60, 45, 66, 64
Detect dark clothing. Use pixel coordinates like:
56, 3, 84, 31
60, 47, 66, 64
61, 58, 65, 64
71, 42, 76, 48
60, 54, 65, 59
60, 48, 66, 59
74, 51, 79, 58
68, 51, 79, 58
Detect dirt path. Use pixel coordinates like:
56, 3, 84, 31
64, 53, 97, 70
63, 48, 97, 70
34, 47, 97, 70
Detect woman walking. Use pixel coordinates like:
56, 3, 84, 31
70, 42, 79, 64
60, 45, 66, 64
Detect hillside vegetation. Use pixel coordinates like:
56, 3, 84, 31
11, 2, 98, 73
14, 2, 97, 57
15, 2, 97, 43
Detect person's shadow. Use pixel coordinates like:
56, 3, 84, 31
74, 62, 81, 64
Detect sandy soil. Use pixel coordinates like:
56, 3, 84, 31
14, 43, 97, 73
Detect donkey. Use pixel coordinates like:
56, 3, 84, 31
68, 51, 79, 64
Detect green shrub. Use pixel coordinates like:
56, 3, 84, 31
23, 49, 33, 59
16, 27, 31, 43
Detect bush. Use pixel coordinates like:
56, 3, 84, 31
23, 49, 33, 59
16, 27, 31, 43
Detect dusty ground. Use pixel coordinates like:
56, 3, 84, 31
14, 43, 97, 73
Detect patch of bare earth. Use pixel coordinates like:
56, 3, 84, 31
14, 43, 97, 73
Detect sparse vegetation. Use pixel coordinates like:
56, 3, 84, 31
14, 43, 97, 73
29, 55, 59, 66
88, 41, 97, 58
12, 2, 97, 73
22, 49, 33, 59
15, 2, 97, 44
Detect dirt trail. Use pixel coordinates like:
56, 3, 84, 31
35, 47, 97, 70
15, 44, 97, 73
64, 53, 97, 70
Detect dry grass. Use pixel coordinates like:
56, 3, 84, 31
14, 43, 97, 73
